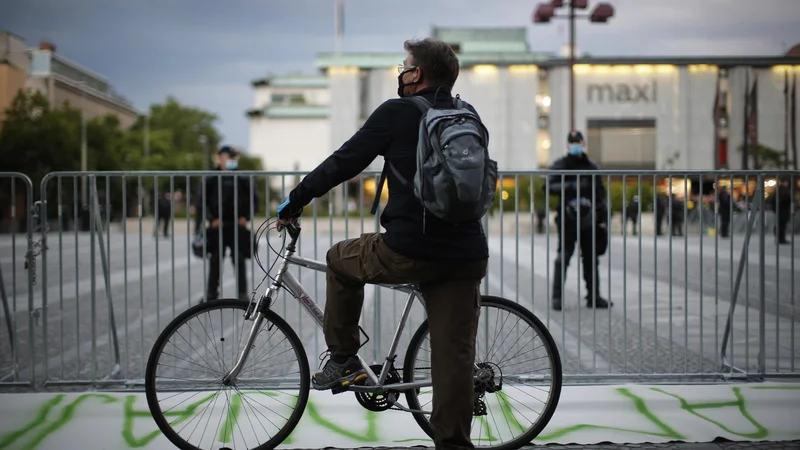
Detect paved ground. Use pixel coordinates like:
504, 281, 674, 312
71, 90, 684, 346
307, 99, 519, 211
1, 216, 798, 387
290, 441, 800, 449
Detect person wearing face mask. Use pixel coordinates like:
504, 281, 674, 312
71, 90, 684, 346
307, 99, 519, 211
274, 37, 489, 450
546, 130, 612, 311
199, 145, 257, 303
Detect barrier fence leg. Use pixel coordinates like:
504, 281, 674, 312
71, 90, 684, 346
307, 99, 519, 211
720, 181, 764, 377
757, 174, 766, 378
91, 178, 121, 380
0, 266, 13, 367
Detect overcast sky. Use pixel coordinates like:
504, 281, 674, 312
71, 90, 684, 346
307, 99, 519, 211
3, 0, 799, 151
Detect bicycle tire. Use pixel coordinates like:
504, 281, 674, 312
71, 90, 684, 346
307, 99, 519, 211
403, 295, 563, 450
144, 298, 311, 450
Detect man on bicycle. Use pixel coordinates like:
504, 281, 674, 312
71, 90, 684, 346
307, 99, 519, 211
277, 37, 489, 450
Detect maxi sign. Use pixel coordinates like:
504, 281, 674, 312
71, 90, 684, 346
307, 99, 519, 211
587, 80, 657, 104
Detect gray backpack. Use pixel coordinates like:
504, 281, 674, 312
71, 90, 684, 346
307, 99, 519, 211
370, 95, 498, 225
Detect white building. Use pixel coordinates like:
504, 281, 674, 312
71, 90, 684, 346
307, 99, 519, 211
248, 27, 800, 201
247, 74, 331, 173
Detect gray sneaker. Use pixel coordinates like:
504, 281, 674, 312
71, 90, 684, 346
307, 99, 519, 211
312, 354, 367, 390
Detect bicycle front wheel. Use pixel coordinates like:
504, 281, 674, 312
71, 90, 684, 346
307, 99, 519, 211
403, 295, 563, 450
145, 298, 310, 450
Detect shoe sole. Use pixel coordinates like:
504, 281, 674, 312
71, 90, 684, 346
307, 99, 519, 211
312, 370, 368, 391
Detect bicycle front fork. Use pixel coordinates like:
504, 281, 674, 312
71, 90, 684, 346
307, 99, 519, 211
222, 290, 274, 385
222, 309, 265, 385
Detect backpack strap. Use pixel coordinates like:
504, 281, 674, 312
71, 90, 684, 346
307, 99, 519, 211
369, 162, 410, 215
369, 96, 432, 216
408, 95, 433, 113
370, 167, 388, 215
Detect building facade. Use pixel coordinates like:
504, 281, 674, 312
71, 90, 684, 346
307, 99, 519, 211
0, 31, 30, 126
247, 74, 331, 174
26, 41, 140, 128
247, 27, 799, 206
248, 27, 799, 170
1, 32, 140, 131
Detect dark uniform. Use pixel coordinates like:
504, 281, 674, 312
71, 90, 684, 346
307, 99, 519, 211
717, 186, 731, 238
655, 192, 667, 236
547, 130, 612, 311
670, 193, 684, 236
201, 147, 258, 302
769, 179, 793, 244
155, 193, 171, 238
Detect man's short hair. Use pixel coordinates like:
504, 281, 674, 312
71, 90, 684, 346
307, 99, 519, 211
403, 37, 460, 88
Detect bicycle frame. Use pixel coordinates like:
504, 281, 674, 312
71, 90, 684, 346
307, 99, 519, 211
222, 223, 435, 396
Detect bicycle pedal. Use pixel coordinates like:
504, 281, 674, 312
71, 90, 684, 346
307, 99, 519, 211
331, 384, 349, 395
353, 373, 368, 384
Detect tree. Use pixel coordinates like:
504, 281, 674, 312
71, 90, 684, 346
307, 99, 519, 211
1, 91, 238, 220
0, 90, 81, 187
132, 96, 223, 172
736, 142, 787, 169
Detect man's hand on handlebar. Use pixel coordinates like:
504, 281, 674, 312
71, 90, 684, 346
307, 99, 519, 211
276, 198, 303, 231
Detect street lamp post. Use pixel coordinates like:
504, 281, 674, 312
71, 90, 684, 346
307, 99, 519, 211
533, 0, 615, 130
198, 135, 209, 170
143, 114, 150, 159
75, 81, 88, 205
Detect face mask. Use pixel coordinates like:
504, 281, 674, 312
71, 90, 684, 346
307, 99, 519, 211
568, 144, 583, 156
225, 159, 238, 170
397, 70, 423, 98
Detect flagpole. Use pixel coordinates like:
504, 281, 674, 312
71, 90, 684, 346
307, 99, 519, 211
334, 0, 343, 56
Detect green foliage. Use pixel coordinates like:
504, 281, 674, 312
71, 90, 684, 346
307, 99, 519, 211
487, 174, 656, 214
0, 90, 269, 221
736, 142, 789, 169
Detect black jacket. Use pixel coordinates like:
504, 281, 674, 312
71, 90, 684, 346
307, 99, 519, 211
546, 153, 608, 224
288, 86, 489, 261
204, 168, 258, 224
769, 183, 793, 218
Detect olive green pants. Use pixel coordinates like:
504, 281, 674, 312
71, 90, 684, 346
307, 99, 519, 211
324, 232, 487, 450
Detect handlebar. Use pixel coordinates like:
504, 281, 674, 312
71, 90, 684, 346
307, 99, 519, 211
277, 220, 301, 245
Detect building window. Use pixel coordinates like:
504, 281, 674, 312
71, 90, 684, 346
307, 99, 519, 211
271, 93, 306, 105
587, 119, 657, 170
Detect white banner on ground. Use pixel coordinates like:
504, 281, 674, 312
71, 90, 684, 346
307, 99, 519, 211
1, 383, 798, 449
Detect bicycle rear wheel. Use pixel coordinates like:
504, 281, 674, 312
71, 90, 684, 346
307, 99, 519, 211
403, 295, 562, 450
144, 298, 310, 450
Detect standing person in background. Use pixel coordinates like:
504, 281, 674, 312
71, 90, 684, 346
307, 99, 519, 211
623, 194, 640, 236
546, 130, 612, 311
655, 191, 667, 236
717, 185, 732, 238
154, 192, 171, 239
200, 146, 257, 303
670, 193, 684, 237
769, 178, 793, 244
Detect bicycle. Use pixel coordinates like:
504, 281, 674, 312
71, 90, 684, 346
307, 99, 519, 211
145, 218, 563, 450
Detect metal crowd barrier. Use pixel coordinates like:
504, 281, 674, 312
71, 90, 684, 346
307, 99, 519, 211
0, 172, 36, 388
0, 169, 797, 391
